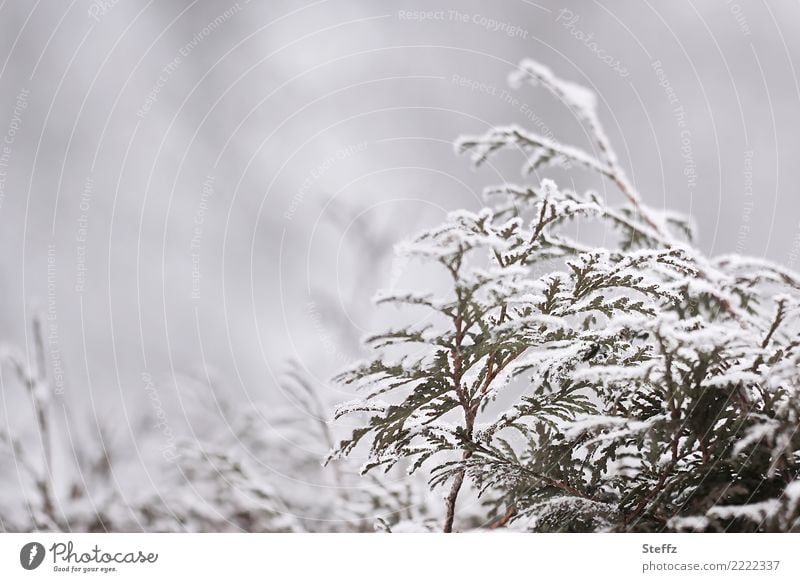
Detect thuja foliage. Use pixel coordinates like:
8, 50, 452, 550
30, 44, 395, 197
328, 59, 800, 532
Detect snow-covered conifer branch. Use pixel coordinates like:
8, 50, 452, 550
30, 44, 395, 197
329, 58, 800, 532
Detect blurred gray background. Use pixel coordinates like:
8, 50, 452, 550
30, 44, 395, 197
1, 0, 800, 519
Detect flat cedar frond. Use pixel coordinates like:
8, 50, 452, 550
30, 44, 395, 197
328, 58, 800, 533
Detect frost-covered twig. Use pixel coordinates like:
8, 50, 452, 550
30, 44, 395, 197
329, 57, 800, 533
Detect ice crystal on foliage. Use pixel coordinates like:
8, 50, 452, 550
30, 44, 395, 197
329, 59, 800, 532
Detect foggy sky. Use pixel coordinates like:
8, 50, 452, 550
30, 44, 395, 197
1, 0, 799, 477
